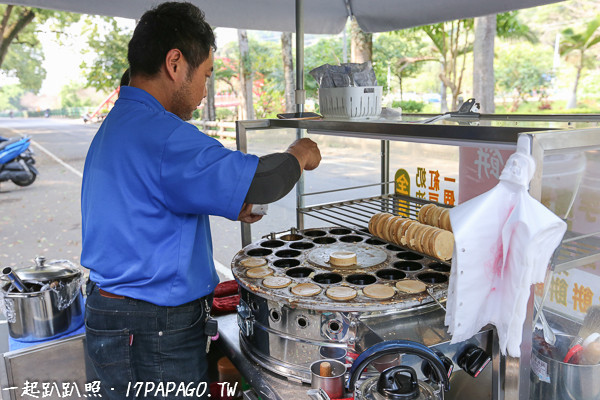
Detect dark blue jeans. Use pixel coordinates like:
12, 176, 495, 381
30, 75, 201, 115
85, 281, 212, 400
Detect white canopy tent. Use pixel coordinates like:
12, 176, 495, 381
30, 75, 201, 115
6, 0, 561, 33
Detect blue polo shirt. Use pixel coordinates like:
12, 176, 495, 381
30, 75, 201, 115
81, 86, 258, 306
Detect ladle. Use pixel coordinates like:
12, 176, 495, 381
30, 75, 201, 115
1, 267, 29, 293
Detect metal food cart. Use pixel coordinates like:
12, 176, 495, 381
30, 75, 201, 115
227, 114, 600, 399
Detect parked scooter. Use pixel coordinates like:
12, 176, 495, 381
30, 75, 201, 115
0, 136, 38, 187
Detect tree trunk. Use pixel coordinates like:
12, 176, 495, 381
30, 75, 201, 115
440, 67, 448, 113
566, 51, 584, 109
399, 76, 403, 101
350, 18, 372, 63
237, 29, 254, 120
473, 15, 496, 113
281, 32, 295, 113
0, 7, 36, 68
202, 72, 216, 121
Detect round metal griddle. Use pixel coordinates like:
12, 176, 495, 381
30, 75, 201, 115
232, 227, 449, 312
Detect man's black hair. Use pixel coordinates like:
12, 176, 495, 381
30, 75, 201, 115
119, 68, 130, 87
128, 2, 216, 78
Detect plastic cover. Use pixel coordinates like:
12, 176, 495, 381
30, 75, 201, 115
445, 136, 567, 357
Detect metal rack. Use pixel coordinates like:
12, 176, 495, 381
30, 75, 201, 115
298, 192, 440, 231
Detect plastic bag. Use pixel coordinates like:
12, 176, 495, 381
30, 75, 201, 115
445, 136, 567, 357
309, 62, 377, 88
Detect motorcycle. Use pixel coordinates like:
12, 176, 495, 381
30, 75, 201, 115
0, 136, 38, 187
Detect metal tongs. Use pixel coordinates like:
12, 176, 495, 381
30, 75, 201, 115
427, 287, 446, 312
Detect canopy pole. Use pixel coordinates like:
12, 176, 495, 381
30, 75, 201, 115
295, 0, 305, 113
295, 0, 305, 230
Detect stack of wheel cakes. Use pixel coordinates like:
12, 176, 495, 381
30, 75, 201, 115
368, 203, 454, 261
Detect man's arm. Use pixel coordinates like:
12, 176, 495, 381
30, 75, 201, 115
244, 153, 301, 204
244, 138, 321, 204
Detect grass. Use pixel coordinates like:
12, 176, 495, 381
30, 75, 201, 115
413, 98, 600, 115
495, 99, 600, 114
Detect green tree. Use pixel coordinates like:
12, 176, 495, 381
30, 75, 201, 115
213, 54, 238, 94
80, 17, 131, 92
496, 11, 538, 42
215, 37, 285, 118
374, 31, 434, 99
250, 39, 285, 118
417, 12, 536, 113
59, 81, 93, 108
2, 36, 45, 92
559, 16, 600, 109
351, 17, 372, 63
496, 42, 553, 111
0, 5, 80, 92
0, 84, 25, 110
473, 11, 537, 113
304, 36, 345, 99
421, 19, 474, 112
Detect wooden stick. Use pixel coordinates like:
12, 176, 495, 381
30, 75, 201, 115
319, 361, 332, 377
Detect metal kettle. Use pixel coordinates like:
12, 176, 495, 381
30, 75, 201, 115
347, 340, 450, 400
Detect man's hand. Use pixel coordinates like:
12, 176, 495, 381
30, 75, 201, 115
286, 138, 321, 171
238, 203, 263, 223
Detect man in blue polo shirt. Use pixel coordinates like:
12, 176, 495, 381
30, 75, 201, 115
81, 2, 321, 399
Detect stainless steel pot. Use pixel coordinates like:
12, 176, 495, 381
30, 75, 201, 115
1, 257, 84, 342
531, 332, 600, 400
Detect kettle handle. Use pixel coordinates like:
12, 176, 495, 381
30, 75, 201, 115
345, 340, 450, 393
34, 256, 46, 270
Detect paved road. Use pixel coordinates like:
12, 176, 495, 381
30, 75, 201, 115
1, 118, 92, 269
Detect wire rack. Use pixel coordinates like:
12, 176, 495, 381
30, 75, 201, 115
298, 193, 448, 232
300, 193, 600, 273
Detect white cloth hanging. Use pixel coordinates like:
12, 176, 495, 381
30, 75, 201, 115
445, 136, 567, 357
